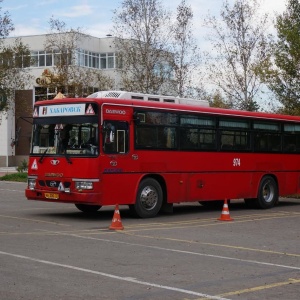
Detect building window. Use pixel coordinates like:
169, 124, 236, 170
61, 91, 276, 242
107, 53, 114, 68
29, 49, 116, 70
39, 51, 45, 67
34, 86, 57, 102
100, 53, 106, 69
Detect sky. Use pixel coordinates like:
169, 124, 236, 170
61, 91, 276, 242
4, 0, 287, 44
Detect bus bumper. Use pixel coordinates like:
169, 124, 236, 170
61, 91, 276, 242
25, 188, 102, 205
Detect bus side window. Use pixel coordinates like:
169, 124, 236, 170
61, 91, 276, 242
179, 128, 198, 150
160, 127, 176, 148
220, 130, 234, 151
199, 129, 216, 150
103, 122, 116, 152
135, 127, 157, 148
284, 144, 296, 152
103, 121, 129, 153
254, 133, 266, 151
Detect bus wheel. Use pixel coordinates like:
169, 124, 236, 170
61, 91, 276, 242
257, 176, 278, 209
133, 178, 163, 218
75, 204, 101, 213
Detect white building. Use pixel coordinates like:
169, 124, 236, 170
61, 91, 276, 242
0, 34, 121, 167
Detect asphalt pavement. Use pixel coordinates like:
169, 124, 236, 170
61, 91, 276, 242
0, 181, 300, 300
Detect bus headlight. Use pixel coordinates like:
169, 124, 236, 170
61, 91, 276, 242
75, 181, 94, 190
28, 178, 36, 190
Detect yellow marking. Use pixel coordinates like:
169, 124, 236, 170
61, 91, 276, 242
186, 278, 300, 300
0, 214, 70, 226
129, 211, 297, 228
0, 228, 112, 236
219, 278, 300, 297
122, 213, 300, 232
122, 232, 300, 257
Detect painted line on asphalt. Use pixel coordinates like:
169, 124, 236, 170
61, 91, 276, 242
0, 250, 230, 300
123, 213, 300, 232
0, 188, 24, 193
67, 234, 300, 271
218, 278, 300, 298
123, 232, 300, 258
0, 214, 71, 227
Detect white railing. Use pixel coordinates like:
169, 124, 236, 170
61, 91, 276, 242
87, 90, 209, 107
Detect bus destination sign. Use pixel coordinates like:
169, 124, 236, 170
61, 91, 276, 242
37, 104, 86, 117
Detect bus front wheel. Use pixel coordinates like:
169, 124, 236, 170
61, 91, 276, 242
132, 178, 163, 218
75, 204, 101, 213
256, 176, 278, 209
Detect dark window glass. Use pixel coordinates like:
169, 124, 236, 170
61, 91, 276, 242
103, 121, 129, 154
220, 130, 250, 151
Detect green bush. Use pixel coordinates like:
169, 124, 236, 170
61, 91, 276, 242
0, 172, 27, 182
16, 159, 28, 173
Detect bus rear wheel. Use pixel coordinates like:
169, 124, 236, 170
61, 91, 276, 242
75, 204, 101, 213
132, 178, 163, 218
256, 176, 278, 209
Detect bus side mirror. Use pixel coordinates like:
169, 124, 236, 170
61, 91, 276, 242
103, 123, 115, 144
133, 112, 140, 125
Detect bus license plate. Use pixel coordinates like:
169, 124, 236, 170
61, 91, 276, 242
45, 192, 59, 200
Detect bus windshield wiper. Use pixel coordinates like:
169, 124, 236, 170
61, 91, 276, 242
39, 147, 49, 163
64, 151, 72, 164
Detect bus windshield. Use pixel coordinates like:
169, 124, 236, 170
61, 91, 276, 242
31, 121, 99, 156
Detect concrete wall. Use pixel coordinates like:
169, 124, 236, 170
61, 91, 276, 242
0, 108, 16, 167
14, 90, 32, 167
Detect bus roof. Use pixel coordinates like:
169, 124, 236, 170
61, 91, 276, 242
87, 90, 209, 107
35, 96, 300, 123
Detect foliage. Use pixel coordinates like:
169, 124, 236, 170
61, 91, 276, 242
0, 172, 27, 182
43, 18, 114, 97
204, 0, 271, 111
113, 0, 174, 94
0, 0, 13, 37
261, 0, 300, 115
16, 159, 28, 173
0, 2, 32, 112
113, 0, 203, 97
209, 90, 231, 108
170, 0, 201, 97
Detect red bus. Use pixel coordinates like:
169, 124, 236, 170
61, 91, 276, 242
26, 91, 300, 218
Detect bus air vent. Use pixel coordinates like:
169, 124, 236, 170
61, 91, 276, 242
104, 92, 122, 98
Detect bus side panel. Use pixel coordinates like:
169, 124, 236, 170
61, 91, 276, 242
186, 172, 254, 201
163, 173, 188, 203
275, 171, 300, 196
100, 173, 141, 205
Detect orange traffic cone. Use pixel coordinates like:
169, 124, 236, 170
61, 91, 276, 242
218, 199, 233, 221
109, 204, 124, 230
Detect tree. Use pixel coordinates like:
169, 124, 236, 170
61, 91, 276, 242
171, 0, 201, 97
204, 0, 271, 111
113, 0, 173, 94
44, 18, 113, 97
209, 90, 231, 108
0, 38, 33, 113
262, 0, 300, 115
0, 1, 32, 112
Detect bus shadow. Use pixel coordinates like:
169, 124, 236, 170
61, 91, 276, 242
28, 199, 300, 222
31, 205, 132, 222
166, 199, 300, 217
